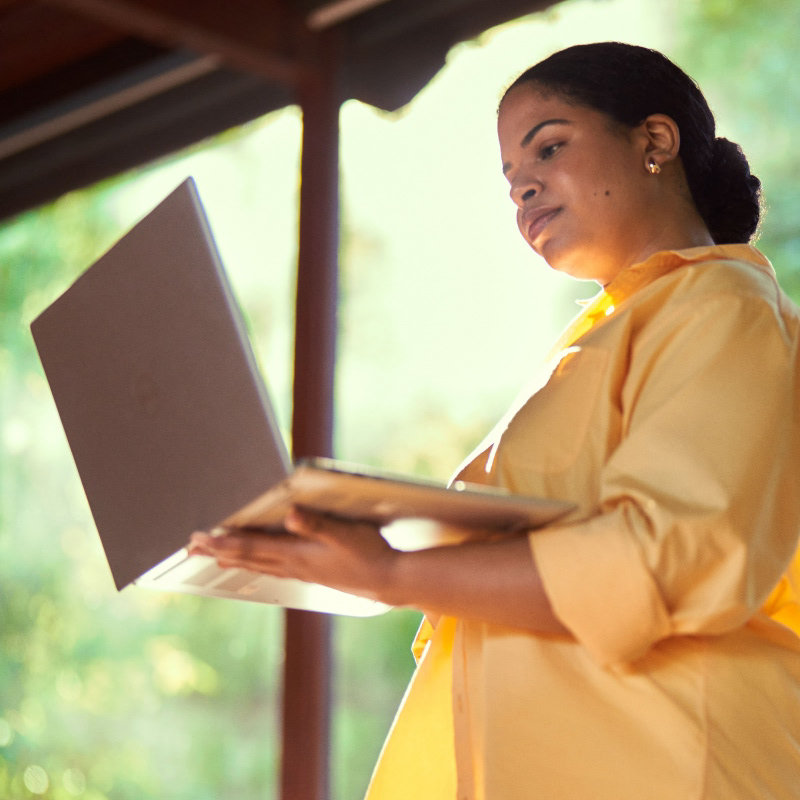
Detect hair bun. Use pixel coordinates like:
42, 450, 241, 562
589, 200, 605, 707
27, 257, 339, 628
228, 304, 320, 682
700, 137, 762, 243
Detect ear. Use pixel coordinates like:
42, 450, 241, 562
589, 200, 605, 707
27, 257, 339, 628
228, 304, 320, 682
635, 113, 681, 170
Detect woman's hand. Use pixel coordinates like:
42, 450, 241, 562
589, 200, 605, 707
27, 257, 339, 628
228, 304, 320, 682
188, 506, 398, 602
188, 507, 568, 635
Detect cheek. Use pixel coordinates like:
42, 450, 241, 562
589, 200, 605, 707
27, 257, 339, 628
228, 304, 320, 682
587, 150, 642, 205
577, 171, 629, 225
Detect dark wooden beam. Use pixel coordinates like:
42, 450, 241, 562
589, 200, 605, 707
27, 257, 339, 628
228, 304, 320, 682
41, 0, 302, 86
0, 2, 120, 93
282, 29, 341, 800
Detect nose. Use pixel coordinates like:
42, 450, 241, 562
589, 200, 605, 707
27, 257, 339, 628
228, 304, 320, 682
509, 169, 542, 208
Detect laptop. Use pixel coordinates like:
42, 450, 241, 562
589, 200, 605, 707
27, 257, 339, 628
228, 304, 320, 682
30, 178, 573, 616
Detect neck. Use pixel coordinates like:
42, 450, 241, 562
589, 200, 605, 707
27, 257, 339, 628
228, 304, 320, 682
612, 195, 715, 284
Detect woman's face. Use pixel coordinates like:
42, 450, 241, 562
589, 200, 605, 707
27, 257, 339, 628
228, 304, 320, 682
498, 83, 657, 284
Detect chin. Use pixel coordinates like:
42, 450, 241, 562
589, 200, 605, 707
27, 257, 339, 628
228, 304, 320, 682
539, 244, 606, 284
538, 249, 584, 281
554, 265, 599, 284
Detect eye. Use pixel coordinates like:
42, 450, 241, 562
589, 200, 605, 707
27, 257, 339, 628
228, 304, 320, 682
539, 141, 563, 160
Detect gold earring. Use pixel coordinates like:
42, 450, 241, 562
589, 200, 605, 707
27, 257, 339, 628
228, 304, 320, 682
647, 157, 661, 175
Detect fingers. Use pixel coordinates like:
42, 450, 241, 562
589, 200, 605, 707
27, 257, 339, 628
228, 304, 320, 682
190, 528, 318, 583
186, 509, 338, 569
186, 510, 332, 562
284, 506, 340, 538
187, 507, 384, 574
284, 506, 380, 543
187, 508, 394, 597
284, 506, 316, 536
189, 528, 293, 560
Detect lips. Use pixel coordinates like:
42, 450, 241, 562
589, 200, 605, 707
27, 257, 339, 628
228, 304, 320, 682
521, 205, 561, 244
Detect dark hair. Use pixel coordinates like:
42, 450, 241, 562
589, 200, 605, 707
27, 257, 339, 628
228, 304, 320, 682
504, 42, 762, 244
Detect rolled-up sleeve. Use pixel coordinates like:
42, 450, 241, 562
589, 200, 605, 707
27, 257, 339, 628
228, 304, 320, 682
530, 287, 800, 666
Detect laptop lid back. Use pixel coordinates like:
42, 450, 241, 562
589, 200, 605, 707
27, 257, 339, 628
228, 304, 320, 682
31, 179, 291, 590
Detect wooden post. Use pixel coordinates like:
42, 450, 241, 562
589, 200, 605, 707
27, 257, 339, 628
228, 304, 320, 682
280, 32, 341, 800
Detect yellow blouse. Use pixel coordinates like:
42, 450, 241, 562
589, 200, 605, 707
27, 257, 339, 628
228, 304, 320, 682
366, 245, 800, 800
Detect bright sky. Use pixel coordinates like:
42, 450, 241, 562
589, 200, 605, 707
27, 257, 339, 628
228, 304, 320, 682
107, 0, 676, 471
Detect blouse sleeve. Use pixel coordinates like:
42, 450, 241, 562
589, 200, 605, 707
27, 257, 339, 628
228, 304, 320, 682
529, 287, 800, 666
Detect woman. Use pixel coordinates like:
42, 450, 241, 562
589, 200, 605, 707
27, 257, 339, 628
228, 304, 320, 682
190, 43, 800, 799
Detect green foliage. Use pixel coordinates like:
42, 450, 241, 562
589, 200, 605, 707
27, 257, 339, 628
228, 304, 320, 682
674, 0, 800, 300
332, 611, 421, 799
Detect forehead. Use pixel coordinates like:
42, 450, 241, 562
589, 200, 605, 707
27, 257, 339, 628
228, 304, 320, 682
500, 83, 569, 117
497, 83, 607, 145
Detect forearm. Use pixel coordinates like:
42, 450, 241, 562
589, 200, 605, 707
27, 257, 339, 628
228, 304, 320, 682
381, 535, 569, 635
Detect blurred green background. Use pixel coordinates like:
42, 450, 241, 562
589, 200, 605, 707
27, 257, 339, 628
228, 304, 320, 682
2, 0, 799, 797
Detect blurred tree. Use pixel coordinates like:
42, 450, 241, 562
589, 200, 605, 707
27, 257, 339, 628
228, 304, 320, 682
675, 0, 800, 300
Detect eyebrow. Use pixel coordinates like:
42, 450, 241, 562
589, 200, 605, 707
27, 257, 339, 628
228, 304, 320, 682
502, 118, 572, 175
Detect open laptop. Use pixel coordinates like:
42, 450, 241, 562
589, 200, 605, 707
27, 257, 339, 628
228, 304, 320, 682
31, 178, 573, 616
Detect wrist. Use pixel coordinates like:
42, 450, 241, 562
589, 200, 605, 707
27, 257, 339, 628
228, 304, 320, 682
372, 548, 411, 608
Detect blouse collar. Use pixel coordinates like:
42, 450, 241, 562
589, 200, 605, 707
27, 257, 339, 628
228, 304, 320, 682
604, 243, 773, 306
556, 244, 773, 353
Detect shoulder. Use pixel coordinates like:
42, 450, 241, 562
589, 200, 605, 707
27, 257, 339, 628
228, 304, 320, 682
658, 250, 777, 302
633, 247, 799, 338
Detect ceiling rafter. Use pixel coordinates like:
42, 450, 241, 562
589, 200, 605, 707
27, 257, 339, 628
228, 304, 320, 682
0, 0, 561, 221
40, 0, 304, 86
